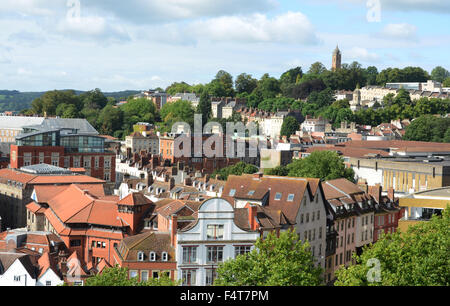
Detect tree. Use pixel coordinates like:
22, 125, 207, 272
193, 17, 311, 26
335, 207, 450, 286
212, 162, 258, 181
210, 70, 235, 97
365, 66, 379, 86
84, 266, 179, 286
264, 166, 289, 176
235, 73, 258, 95
280, 116, 300, 137
166, 82, 192, 96
443, 77, 450, 87
253, 73, 281, 100
215, 230, 323, 286
97, 105, 124, 136
286, 151, 355, 181
159, 100, 195, 132
280, 67, 303, 96
80, 88, 108, 110
430, 66, 450, 83
307, 62, 327, 75
403, 115, 450, 143
31, 90, 80, 116
196, 91, 212, 125
121, 97, 158, 135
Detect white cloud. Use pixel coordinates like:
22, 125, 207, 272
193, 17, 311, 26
346, 47, 380, 62
158, 12, 319, 45
57, 16, 131, 43
85, 0, 278, 24
380, 23, 417, 40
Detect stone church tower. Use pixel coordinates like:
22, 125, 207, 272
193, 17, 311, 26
332, 45, 342, 71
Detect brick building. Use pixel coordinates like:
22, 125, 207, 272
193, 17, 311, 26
26, 187, 154, 267
0, 166, 104, 230
11, 128, 116, 184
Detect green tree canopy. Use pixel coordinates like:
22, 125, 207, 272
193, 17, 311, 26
335, 207, 450, 286
235, 73, 258, 95
431, 66, 450, 83
215, 230, 323, 286
166, 82, 193, 96
84, 266, 179, 286
212, 161, 258, 181
287, 151, 355, 181
403, 115, 450, 143
159, 99, 195, 132
280, 116, 300, 137
307, 62, 327, 75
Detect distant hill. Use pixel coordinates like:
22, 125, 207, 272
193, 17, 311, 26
0, 90, 141, 113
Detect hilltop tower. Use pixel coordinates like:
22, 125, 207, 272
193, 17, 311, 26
332, 45, 342, 71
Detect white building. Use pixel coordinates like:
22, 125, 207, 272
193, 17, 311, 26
0, 252, 37, 286
176, 198, 259, 286
301, 116, 329, 133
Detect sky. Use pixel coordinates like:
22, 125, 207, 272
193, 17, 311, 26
0, 0, 449, 92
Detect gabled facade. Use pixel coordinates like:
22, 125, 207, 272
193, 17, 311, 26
223, 174, 328, 269
113, 231, 177, 282
176, 198, 259, 286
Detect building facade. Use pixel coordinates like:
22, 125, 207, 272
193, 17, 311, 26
176, 198, 259, 286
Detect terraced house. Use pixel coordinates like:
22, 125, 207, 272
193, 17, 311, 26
222, 173, 328, 269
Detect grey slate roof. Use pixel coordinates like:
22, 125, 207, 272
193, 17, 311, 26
25, 118, 98, 135
0, 116, 45, 129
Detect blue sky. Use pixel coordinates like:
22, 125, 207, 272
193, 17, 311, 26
0, 0, 449, 92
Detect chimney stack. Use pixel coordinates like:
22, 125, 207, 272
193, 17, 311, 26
248, 204, 258, 231
388, 187, 395, 203
170, 214, 178, 246
369, 184, 382, 204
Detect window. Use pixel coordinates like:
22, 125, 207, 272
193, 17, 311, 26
70, 240, 81, 247
312, 212, 315, 222
152, 271, 160, 279
138, 251, 145, 262
300, 214, 304, 224
207, 246, 224, 263
287, 194, 295, 202
162, 252, 168, 262
129, 270, 138, 279
46, 281, 52, 286
182, 270, 196, 286
205, 269, 217, 286
182, 247, 197, 264
149, 252, 156, 261
235, 246, 251, 257
248, 190, 255, 196
207, 224, 224, 240
319, 227, 322, 239
306, 213, 309, 223
141, 271, 149, 282
229, 189, 236, 196
317, 211, 320, 220
274, 192, 282, 200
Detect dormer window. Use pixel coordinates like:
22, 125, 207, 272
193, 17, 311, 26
287, 194, 294, 202
162, 252, 168, 262
274, 192, 282, 201
149, 252, 156, 261
229, 189, 236, 196
138, 251, 145, 262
